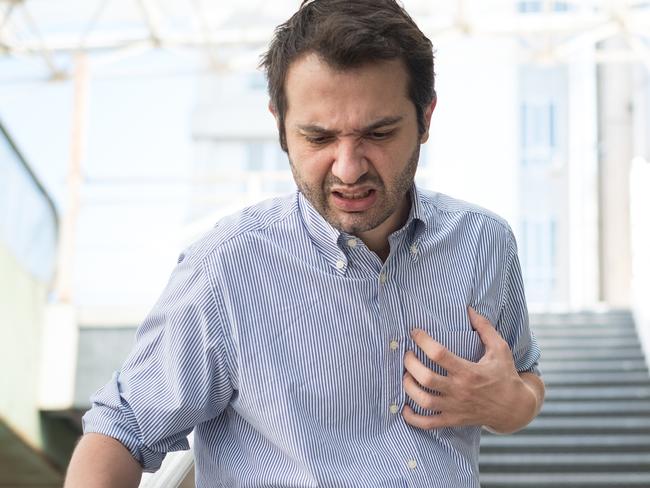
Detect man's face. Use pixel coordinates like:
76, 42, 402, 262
280, 54, 433, 242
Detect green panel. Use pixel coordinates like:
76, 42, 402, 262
0, 244, 47, 448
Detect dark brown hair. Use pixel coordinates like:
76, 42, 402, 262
260, 0, 436, 151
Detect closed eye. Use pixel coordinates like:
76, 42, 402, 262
305, 134, 334, 145
367, 130, 395, 141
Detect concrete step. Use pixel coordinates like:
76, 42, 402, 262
541, 347, 645, 360
539, 400, 650, 416
529, 318, 634, 330
479, 452, 650, 472
537, 337, 642, 348
480, 472, 650, 487
531, 321, 635, 331
541, 371, 650, 386
545, 386, 650, 400
531, 313, 633, 327
481, 434, 650, 453
532, 327, 638, 338
524, 416, 650, 434
540, 359, 647, 372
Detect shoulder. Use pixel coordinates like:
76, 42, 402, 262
179, 193, 299, 263
418, 189, 515, 244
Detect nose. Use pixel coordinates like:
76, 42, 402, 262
331, 138, 368, 184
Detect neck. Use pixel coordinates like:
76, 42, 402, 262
357, 194, 411, 262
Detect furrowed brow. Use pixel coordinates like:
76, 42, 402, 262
360, 116, 403, 133
296, 116, 404, 136
296, 124, 339, 135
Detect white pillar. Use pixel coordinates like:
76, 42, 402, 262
597, 39, 634, 307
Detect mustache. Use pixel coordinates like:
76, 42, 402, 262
324, 173, 383, 190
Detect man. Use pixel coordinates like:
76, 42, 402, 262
65, 1, 544, 486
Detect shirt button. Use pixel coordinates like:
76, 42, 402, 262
407, 459, 417, 470
336, 260, 345, 270
379, 272, 387, 284
389, 404, 399, 414
347, 238, 358, 248
389, 340, 399, 351
410, 244, 418, 255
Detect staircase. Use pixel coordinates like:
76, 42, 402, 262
0, 420, 62, 488
480, 310, 650, 487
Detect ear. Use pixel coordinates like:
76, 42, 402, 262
269, 102, 284, 133
268, 102, 277, 118
420, 97, 437, 144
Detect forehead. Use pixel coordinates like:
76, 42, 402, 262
284, 53, 414, 127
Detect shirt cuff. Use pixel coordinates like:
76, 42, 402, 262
82, 372, 173, 472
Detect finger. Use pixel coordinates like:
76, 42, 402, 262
410, 329, 467, 373
468, 307, 502, 349
404, 351, 449, 392
402, 404, 453, 430
403, 372, 444, 411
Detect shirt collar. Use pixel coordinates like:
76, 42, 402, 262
298, 191, 343, 266
297, 184, 428, 269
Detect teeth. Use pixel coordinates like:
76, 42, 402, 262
338, 190, 371, 200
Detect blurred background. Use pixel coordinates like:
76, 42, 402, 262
1, 0, 649, 486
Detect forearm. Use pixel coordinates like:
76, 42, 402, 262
485, 372, 545, 434
65, 433, 143, 488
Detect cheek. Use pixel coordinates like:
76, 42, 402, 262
290, 154, 331, 189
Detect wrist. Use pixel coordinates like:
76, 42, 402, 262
485, 375, 540, 434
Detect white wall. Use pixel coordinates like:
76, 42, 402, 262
423, 37, 519, 225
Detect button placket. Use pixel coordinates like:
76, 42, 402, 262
379, 265, 404, 423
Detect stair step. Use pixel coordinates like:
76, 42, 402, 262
529, 316, 634, 329
545, 386, 650, 400
541, 359, 647, 372
533, 328, 638, 338
481, 434, 650, 453
480, 472, 650, 487
479, 452, 650, 471
541, 347, 644, 360
537, 337, 642, 348
531, 312, 632, 324
527, 416, 650, 431
539, 400, 650, 416
542, 371, 650, 386
533, 319, 635, 327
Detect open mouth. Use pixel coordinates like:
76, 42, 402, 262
330, 188, 377, 212
332, 189, 374, 200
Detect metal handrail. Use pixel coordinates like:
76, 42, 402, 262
0, 118, 59, 236
138, 434, 195, 488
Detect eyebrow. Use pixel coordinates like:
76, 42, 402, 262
296, 115, 404, 135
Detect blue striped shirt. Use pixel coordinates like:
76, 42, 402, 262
83, 185, 540, 487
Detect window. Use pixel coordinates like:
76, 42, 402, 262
517, 1, 570, 13
520, 218, 558, 301
520, 101, 557, 165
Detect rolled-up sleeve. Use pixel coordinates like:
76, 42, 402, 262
497, 232, 542, 376
82, 248, 234, 472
